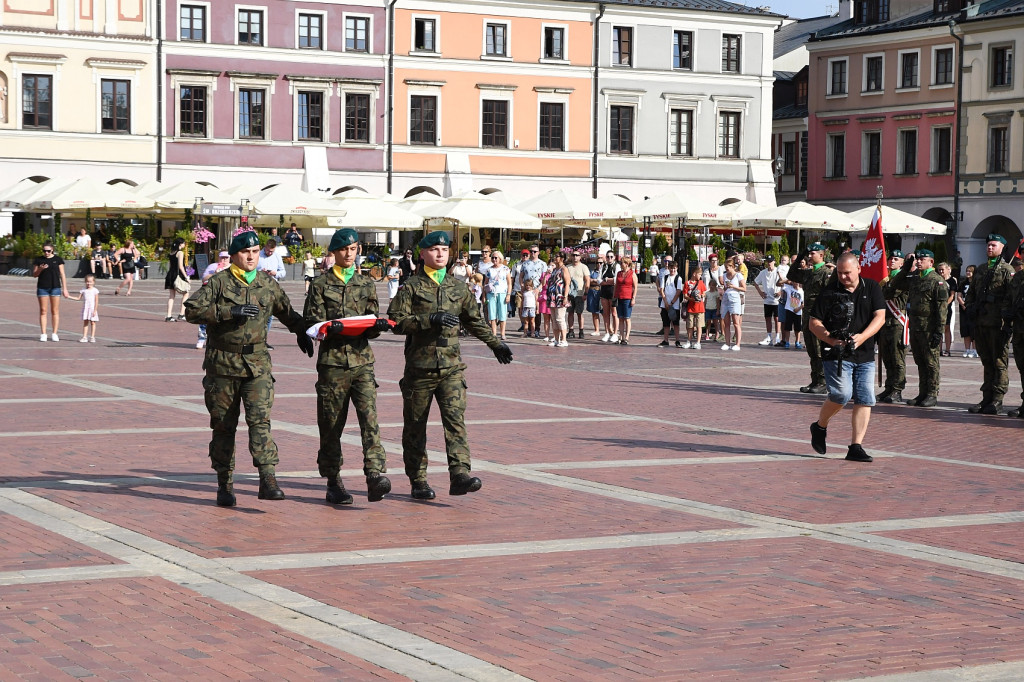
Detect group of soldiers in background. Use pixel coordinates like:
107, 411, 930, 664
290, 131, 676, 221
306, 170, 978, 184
791, 233, 1024, 417
184, 228, 512, 507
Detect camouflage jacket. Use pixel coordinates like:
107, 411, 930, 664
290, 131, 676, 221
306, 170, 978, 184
184, 269, 306, 377
1009, 270, 1024, 330
303, 268, 380, 369
964, 259, 1014, 327
878, 272, 910, 327
388, 271, 499, 371
890, 269, 948, 334
789, 263, 832, 311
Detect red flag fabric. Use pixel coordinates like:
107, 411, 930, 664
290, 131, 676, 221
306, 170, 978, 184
859, 208, 888, 282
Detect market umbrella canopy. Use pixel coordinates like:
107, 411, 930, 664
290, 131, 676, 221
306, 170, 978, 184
147, 180, 237, 210
395, 190, 446, 215
25, 178, 155, 212
0, 178, 74, 210
244, 184, 347, 218
414, 191, 541, 230
326, 191, 423, 229
846, 206, 946, 235
516, 188, 632, 223
734, 201, 859, 231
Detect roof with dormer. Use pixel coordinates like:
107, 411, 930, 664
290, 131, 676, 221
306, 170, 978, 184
811, 0, 1024, 41
566, 0, 784, 18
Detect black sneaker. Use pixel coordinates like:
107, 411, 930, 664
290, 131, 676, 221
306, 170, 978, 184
845, 444, 873, 462
657, 340, 670, 347
810, 421, 827, 454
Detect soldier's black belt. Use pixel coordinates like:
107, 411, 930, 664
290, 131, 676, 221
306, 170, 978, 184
208, 340, 267, 354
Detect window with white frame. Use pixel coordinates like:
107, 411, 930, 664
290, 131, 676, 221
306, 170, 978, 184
864, 54, 883, 92
101, 79, 131, 133
238, 88, 266, 139
783, 140, 796, 174
485, 22, 508, 57
898, 50, 919, 89
862, 131, 881, 176
298, 13, 323, 49
718, 111, 740, 158
933, 47, 954, 85
297, 90, 324, 141
826, 133, 845, 178
22, 74, 53, 129
238, 8, 264, 46
669, 108, 693, 156
991, 45, 1013, 88
722, 34, 741, 73
414, 17, 437, 52
346, 16, 370, 52
543, 26, 564, 60
179, 85, 207, 137
539, 102, 564, 151
673, 31, 693, 70
828, 58, 848, 96
481, 99, 509, 148
609, 104, 634, 154
410, 95, 437, 145
344, 93, 370, 143
896, 128, 917, 174
612, 27, 632, 66
180, 4, 206, 42
931, 126, 951, 173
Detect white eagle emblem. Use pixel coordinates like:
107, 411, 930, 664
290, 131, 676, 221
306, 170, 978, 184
861, 238, 884, 267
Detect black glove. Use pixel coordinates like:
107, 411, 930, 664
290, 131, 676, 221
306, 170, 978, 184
429, 312, 460, 328
325, 320, 347, 337
1001, 320, 1014, 345
929, 332, 942, 349
296, 333, 314, 357
373, 318, 392, 332
900, 254, 916, 274
492, 342, 514, 365
230, 304, 259, 321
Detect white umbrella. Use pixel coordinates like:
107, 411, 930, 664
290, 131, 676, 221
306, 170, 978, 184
244, 185, 346, 228
395, 190, 445, 215
846, 206, 946, 235
517, 188, 632, 222
148, 180, 237, 210
26, 178, 155, 212
0, 178, 73, 210
326, 191, 423, 229
414, 191, 541, 230
735, 201, 859, 231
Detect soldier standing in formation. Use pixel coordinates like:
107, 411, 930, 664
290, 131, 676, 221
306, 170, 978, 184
876, 250, 908, 403
890, 250, 948, 407
303, 228, 393, 505
184, 230, 315, 507
964, 234, 1015, 415
788, 243, 832, 394
1007, 254, 1024, 418
388, 231, 514, 500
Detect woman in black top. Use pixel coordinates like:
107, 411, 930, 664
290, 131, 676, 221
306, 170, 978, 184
163, 237, 189, 321
114, 239, 140, 296
938, 262, 958, 357
32, 241, 67, 342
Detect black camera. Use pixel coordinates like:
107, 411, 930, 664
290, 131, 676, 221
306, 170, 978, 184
821, 289, 856, 374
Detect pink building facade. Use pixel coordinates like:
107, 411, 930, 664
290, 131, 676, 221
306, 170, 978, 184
806, 20, 956, 226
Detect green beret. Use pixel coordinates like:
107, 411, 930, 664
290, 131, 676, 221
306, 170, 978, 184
915, 248, 934, 259
328, 228, 359, 252
808, 243, 825, 252
988, 234, 1007, 245
849, 249, 861, 257
418, 230, 451, 249
229, 230, 260, 255
890, 249, 904, 258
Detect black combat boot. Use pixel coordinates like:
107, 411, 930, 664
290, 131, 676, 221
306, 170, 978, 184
803, 383, 827, 395
257, 466, 286, 500
877, 389, 894, 403
980, 401, 1002, 415
216, 471, 236, 507
326, 477, 353, 505
366, 473, 391, 502
410, 480, 436, 500
449, 472, 482, 496
915, 396, 937, 408
1008, 406, 1024, 418
904, 395, 924, 406
968, 394, 992, 413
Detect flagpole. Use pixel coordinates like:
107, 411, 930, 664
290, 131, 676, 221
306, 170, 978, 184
876, 185, 884, 388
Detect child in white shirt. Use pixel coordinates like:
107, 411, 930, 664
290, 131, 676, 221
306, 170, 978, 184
521, 280, 537, 337
68, 273, 99, 342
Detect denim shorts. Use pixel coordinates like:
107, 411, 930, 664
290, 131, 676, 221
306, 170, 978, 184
37, 287, 62, 297
616, 299, 633, 319
824, 359, 876, 407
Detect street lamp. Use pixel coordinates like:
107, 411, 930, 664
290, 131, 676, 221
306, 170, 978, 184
772, 154, 785, 182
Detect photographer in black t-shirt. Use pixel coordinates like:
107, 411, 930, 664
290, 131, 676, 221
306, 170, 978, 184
807, 253, 887, 463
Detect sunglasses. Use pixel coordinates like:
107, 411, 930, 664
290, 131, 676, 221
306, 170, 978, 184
43, 250, 53, 254
531, 250, 539, 253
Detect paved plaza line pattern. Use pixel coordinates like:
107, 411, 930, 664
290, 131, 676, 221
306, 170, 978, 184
3, 280, 1024, 680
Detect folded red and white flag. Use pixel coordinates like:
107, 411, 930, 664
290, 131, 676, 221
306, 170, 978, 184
306, 315, 394, 340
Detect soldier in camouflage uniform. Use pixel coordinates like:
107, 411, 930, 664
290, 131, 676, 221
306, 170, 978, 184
890, 249, 948, 407
876, 250, 909, 403
788, 243, 833, 394
1006, 253, 1024, 418
388, 231, 514, 500
184, 230, 315, 506
965, 234, 1015, 415
303, 228, 392, 505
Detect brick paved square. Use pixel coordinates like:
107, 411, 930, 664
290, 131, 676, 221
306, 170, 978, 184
0, 577, 404, 680
0, 377, 110, 399
255, 537, 1024, 680
0, 512, 121, 572
877, 523, 1024, 565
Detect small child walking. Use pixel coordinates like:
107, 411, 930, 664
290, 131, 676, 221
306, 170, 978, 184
521, 279, 537, 338
68, 273, 99, 342
470, 273, 485, 315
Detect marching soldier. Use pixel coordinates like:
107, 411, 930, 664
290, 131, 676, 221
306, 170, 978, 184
388, 231, 514, 500
303, 228, 393, 505
890, 250, 948, 407
1007, 254, 1024, 418
964, 235, 1015, 415
876, 250, 909, 403
788, 243, 832, 394
184, 230, 315, 506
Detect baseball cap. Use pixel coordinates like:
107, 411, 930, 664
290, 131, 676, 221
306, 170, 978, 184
764, 255, 775, 262
521, 249, 530, 255
218, 251, 230, 258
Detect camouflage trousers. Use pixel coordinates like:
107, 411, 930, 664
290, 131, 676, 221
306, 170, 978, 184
400, 367, 471, 483
974, 324, 1010, 402
316, 364, 387, 478
801, 318, 824, 385
202, 372, 278, 475
908, 326, 941, 398
877, 323, 907, 392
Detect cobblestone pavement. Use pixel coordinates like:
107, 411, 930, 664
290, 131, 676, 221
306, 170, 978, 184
0, 273, 1020, 681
